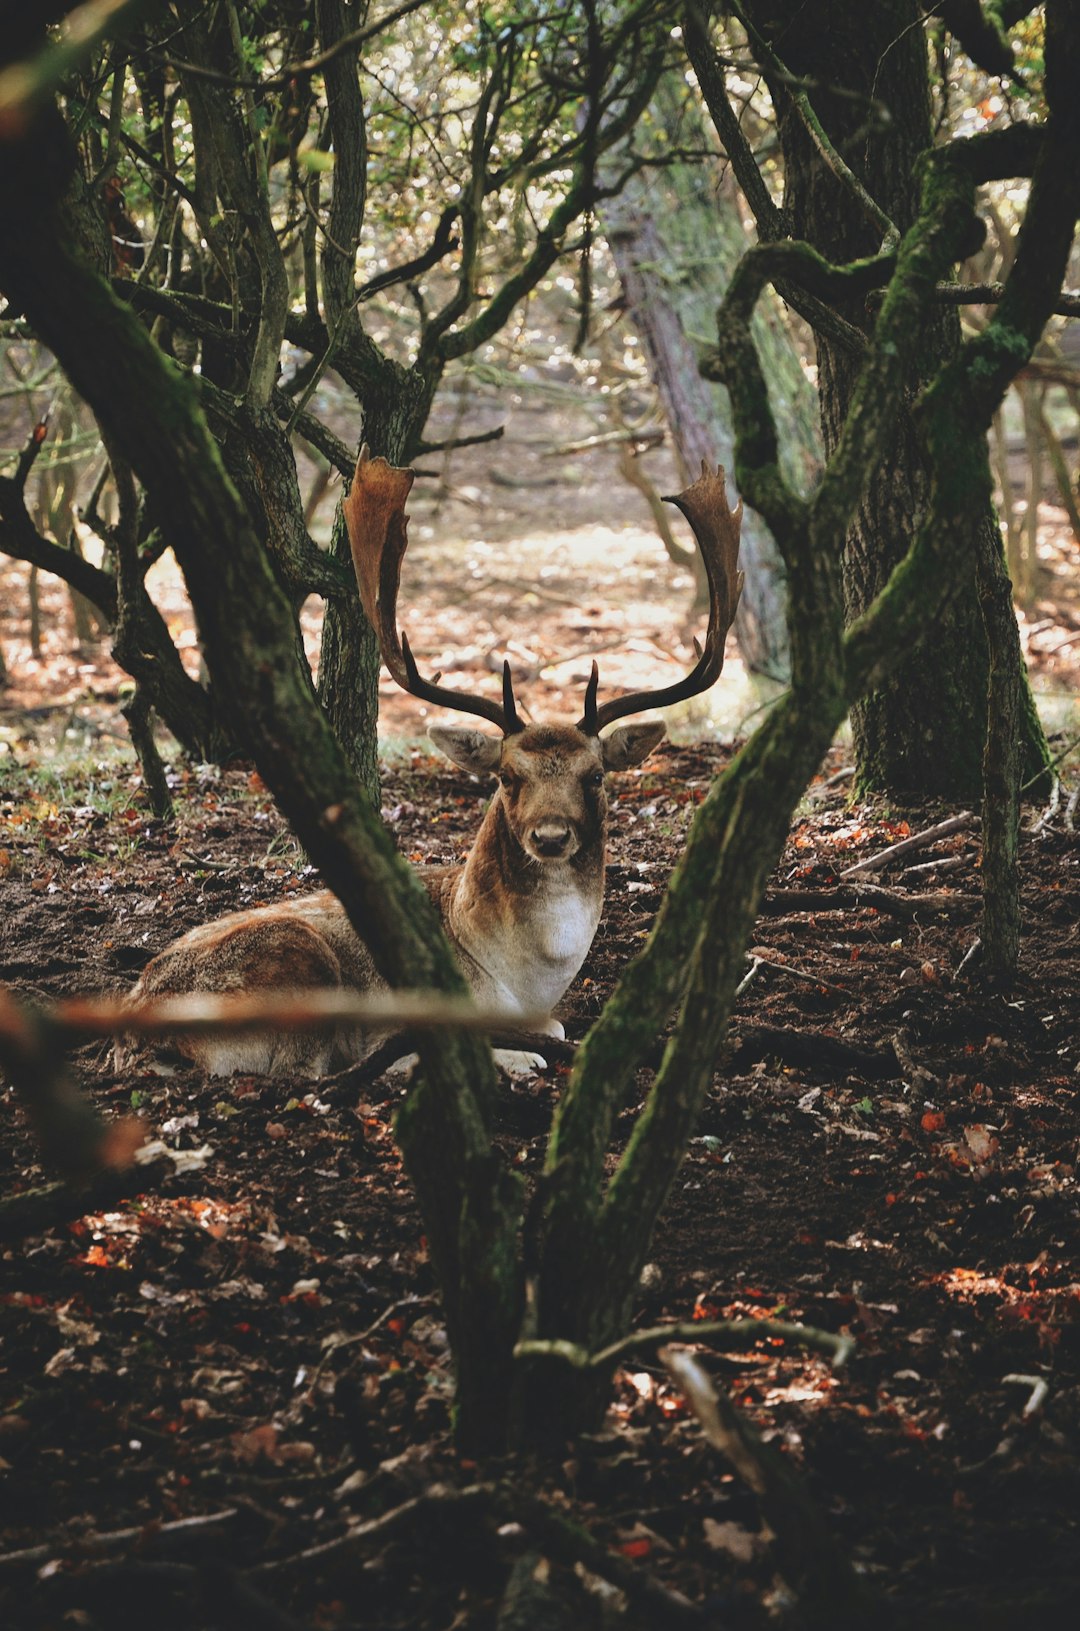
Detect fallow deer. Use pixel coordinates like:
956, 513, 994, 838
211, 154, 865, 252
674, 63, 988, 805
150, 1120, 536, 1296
122, 450, 742, 1076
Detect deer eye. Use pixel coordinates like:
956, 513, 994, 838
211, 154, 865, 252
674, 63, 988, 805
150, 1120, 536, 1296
498, 772, 514, 790
586, 769, 604, 789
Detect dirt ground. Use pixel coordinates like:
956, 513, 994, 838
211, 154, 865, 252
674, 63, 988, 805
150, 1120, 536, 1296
2, 386, 1080, 1627
0, 735, 1079, 1629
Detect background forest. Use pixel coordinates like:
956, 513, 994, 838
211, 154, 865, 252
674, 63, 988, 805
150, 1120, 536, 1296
2, 3, 1080, 1629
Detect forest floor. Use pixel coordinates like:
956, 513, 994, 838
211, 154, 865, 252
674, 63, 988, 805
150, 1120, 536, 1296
0, 741, 1079, 1630
2, 387, 1080, 1627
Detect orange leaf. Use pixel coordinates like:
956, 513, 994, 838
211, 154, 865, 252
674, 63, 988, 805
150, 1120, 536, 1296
619, 1539, 652, 1559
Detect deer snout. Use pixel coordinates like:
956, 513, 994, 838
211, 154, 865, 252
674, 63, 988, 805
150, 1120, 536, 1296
529, 819, 576, 859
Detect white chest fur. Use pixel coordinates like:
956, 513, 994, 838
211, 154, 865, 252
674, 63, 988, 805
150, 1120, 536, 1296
454, 871, 601, 1017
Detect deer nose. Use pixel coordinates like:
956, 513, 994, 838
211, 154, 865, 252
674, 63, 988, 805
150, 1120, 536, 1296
530, 820, 574, 858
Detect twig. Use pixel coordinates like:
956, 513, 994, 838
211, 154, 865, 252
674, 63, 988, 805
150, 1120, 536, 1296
13, 415, 49, 491
249, 1483, 492, 1578
1020, 734, 1080, 794
901, 853, 969, 878
808, 764, 856, 798
154, 0, 432, 93
1031, 776, 1061, 834
838, 811, 976, 877
927, 280, 1080, 318
508, 1491, 703, 1626
516, 1316, 854, 1373
890, 1028, 938, 1091
1066, 784, 1078, 832
307, 1294, 437, 1387
956, 936, 983, 978
414, 425, 505, 455
0, 1507, 239, 1574
735, 955, 765, 998
745, 953, 852, 998
1003, 1373, 1049, 1417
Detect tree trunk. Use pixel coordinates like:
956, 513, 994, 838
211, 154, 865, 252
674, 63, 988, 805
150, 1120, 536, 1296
316, 373, 433, 799
740, 0, 1048, 798
316, 504, 382, 808
600, 86, 822, 680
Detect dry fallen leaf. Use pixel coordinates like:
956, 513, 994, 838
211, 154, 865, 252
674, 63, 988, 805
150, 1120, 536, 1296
702, 1517, 758, 1562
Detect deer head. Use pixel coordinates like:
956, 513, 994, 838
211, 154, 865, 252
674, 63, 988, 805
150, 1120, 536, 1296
343, 446, 743, 866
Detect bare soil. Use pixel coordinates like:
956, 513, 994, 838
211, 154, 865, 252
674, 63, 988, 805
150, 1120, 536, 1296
1, 742, 1079, 1630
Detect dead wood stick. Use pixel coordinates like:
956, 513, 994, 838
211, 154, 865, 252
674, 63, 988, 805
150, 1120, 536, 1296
0, 1508, 239, 1574
761, 883, 974, 920
891, 1028, 938, 1089
1031, 777, 1061, 834
516, 1317, 854, 1373
901, 853, 969, 878
249, 1483, 492, 1578
56, 988, 551, 1043
746, 953, 852, 998
808, 764, 855, 798
838, 811, 976, 878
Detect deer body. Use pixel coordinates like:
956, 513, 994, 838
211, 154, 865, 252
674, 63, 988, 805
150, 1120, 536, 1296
123, 451, 742, 1078
128, 722, 653, 1075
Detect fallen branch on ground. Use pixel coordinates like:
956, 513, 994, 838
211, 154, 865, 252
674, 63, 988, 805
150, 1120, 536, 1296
0, 1507, 239, 1574
838, 811, 976, 878
516, 1316, 854, 1372
761, 882, 975, 920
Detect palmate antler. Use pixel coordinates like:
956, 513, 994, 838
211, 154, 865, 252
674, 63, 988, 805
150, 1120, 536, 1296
343, 445, 521, 733
579, 461, 744, 733
343, 447, 742, 737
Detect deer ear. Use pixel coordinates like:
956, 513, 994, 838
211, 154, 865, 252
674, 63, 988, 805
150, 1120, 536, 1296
429, 725, 503, 775
600, 720, 666, 770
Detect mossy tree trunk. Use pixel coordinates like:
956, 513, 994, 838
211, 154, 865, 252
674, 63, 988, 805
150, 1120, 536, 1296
726, 0, 1049, 800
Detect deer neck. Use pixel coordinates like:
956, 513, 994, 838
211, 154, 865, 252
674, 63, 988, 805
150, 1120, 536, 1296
447, 798, 605, 1013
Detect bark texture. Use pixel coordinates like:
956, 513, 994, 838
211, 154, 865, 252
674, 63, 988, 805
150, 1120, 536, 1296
600, 85, 822, 678
737, 0, 1048, 798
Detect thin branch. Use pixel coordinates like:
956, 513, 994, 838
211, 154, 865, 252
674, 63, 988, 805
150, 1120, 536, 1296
49, 986, 554, 1045
154, 0, 433, 94
516, 1316, 854, 1371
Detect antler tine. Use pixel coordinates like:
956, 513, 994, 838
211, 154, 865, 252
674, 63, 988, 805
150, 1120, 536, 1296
502, 660, 521, 733
582, 660, 599, 735
344, 446, 518, 734
578, 462, 744, 735
400, 632, 511, 731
